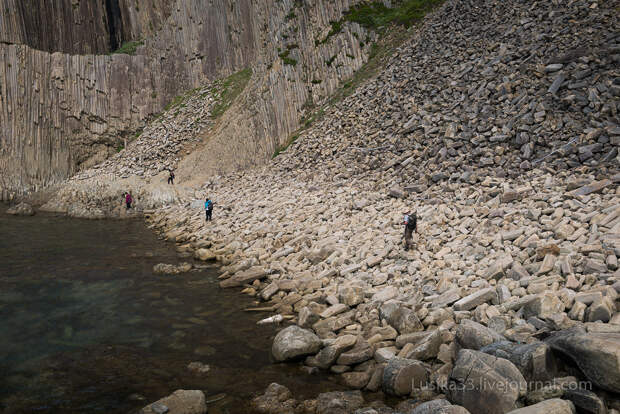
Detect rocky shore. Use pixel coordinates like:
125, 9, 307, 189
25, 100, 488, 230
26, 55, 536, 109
31, 0, 620, 412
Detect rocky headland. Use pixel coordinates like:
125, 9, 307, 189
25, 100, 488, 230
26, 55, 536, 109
6, 0, 620, 413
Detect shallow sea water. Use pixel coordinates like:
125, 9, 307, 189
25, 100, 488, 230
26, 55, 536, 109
0, 209, 342, 413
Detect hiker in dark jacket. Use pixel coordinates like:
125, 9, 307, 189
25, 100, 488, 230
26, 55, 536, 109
168, 170, 175, 185
403, 211, 417, 250
205, 198, 213, 221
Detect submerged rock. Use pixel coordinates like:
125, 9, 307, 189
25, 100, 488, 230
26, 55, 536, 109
140, 390, 206, 414
316, 390, 364, 414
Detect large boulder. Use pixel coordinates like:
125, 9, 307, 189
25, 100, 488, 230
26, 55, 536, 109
480, 341, 556, 381
316, 390, 364, 414
382, 357, 429, 396
524, 293, 565, 319
456, 319, 505, 350
411, 399, 471, 414
220, 267, 268, 288
194, 248, 216, 261
563, 388, 607, 414
400, 329, 442, 360
140, 390, 206, 414
505, 399, 575, 414
272, 326, 321, 362
384, 305, 424, 334
545, 327, 620, 393
6, 202, 35, 216
447, 350, 526, 414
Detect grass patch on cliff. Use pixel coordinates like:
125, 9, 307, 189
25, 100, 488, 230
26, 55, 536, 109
346, 0, 441, 29
211, 68, 253, 119
317, 0, 441, 44
278, 49, 298, 66
273, 134, 299, 158
272, 107, 325, 158
110, 40, 144, 55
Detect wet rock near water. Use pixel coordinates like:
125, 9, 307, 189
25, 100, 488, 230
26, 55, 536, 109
272, 325, 322, 362
140, 390, 206, 414
6, 202, 35, 216
153, 262, 193, 275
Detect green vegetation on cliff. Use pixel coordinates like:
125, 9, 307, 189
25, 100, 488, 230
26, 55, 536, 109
346, 0, 442, 29
211, 68, 253, 119
318, 0, 441, 44
110, 40, 144, 55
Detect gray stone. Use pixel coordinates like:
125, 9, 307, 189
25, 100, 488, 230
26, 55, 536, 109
505, 399, 575, 414
6, 202, 35, 216
272, 326, 321, 362
316, 390, 364, 414
545, 327, 620, 393
480, 341, 556, 381
456, 319, 505, 350
447, 350, 526, 414
386, 306, 424, 334
141, 390, 206, 414
382, 357, 429, 396
548, 73, 566, 95
400, 329, 442, 360
563, 388, 607, 414
453, 288, 497, 311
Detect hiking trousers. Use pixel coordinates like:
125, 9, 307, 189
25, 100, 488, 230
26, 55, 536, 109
404, 225, 414, 249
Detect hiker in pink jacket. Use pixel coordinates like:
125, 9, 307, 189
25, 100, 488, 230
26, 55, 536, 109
125, 192, 133, 209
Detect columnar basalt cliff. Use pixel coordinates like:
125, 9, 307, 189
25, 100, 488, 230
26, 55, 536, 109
1, 0, 372, 200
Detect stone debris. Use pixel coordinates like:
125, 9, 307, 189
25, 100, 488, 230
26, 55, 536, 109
35, 0, 620, 411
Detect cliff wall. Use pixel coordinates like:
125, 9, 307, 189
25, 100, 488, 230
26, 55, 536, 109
1, 0, 373, 201
0, 0, 170, 54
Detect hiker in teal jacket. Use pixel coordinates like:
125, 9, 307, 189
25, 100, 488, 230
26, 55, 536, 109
205, 198, 213, 221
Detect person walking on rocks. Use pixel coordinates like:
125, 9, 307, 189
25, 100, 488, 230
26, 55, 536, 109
205, 198, 213, 221
168, 170, 175, 185
403, 211, 417, 250
125, 192, 133, 210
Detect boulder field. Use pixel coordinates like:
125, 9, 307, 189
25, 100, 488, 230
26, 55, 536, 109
39, 0, 619, 412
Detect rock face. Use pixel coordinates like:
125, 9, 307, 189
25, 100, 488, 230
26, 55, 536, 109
272, 325, 321, 362
140, 390, 206, 414
0, 0, 169, 55
1, 0, 375, 199
447, 350, 526, 414
545, 328, 620, 393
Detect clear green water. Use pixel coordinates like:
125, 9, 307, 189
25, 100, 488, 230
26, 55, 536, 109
0, 210, 340, 413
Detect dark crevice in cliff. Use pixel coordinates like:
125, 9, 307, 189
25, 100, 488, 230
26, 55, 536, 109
104, 0, 123, 52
